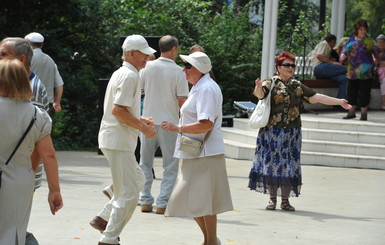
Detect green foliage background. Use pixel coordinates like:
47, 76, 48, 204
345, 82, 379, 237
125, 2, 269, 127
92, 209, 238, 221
0, 0, 383, 149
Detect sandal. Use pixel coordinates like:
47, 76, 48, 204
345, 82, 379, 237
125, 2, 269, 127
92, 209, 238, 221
266, 197, 277, 210
280, 198, 295, 211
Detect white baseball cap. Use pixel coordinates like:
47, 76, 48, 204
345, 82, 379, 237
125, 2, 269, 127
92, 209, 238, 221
376, 34, 385, 41
180, 51, 212, 74
25, 32, 44, 43
122, 35, 156, 55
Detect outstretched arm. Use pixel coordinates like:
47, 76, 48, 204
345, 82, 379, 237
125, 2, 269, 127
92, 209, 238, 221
309, 93, 352, 110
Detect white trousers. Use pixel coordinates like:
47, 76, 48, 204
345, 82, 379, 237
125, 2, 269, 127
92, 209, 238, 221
98, 149, 145, 244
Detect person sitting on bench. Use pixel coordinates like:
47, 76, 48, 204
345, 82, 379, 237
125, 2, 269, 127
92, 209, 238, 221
309, 33, 348, 99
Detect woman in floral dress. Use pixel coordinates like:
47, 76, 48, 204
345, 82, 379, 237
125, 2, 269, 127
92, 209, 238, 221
248, 51, 351, 211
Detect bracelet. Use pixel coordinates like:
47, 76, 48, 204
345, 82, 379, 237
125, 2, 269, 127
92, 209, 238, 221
178, 124, 183, 133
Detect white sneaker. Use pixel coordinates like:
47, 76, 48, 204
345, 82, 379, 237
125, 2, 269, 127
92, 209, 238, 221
102, 185, 114, 200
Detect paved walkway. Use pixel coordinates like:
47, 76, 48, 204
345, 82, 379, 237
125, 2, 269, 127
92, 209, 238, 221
29, 151, 385, 245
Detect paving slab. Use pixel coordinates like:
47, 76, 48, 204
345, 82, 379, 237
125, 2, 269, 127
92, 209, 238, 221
28, 151, 385, 245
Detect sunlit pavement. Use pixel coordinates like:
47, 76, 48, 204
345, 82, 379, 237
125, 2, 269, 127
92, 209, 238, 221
29, 148, 385, 245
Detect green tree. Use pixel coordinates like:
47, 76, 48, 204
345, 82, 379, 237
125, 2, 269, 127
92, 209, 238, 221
2, 0, 382, 149
345, 0, 385, 37
1, 0, 121, 149
199, 3, 263, 111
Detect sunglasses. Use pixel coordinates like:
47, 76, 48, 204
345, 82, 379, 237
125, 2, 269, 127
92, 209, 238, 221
183, 63, 193, 69
280, 63, 296, 68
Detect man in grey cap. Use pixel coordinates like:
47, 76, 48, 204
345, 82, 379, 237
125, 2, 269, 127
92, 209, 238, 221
89, 34, 156, 245
25, 32, 64, 114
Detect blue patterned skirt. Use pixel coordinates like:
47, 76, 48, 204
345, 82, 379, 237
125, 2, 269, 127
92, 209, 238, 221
248, 127, 302, 197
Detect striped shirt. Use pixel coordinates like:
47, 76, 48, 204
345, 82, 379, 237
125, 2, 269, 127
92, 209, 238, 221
29, 72, 49, 111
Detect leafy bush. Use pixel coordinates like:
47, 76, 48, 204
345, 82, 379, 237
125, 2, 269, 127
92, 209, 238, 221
1, 0, 381, 149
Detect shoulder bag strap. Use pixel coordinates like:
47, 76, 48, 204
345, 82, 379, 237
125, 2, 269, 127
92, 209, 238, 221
5, 106, 37, 165
202, 116, 218, 144
0, 106, 37, 189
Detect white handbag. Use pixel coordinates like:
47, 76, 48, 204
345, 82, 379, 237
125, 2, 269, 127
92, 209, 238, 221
178, 117, 218, 157
178, 135, 204, 156
248, 78, 275, 129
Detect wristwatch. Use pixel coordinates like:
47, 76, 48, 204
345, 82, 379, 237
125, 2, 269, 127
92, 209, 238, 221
178, 124, 183, 133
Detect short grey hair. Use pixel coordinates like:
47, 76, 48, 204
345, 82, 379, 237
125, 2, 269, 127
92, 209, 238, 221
1, 37, 33, 69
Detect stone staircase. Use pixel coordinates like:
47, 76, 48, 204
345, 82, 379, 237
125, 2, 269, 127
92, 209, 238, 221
221, 113, 385, 170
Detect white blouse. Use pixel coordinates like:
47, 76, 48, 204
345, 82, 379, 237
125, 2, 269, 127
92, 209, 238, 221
174, 74, 225, 159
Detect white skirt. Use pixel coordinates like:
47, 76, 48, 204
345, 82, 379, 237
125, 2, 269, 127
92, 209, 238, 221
165, 154, 233, 217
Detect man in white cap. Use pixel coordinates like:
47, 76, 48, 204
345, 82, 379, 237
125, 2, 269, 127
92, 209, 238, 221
90, 34, 156, 245
139, 35, 189, 215
25, 32, 64, 114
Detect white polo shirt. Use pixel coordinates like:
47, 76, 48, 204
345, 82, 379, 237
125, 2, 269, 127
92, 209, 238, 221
140, 57, 189, 125
174, 74, 225, 159
98, 61, 141, 152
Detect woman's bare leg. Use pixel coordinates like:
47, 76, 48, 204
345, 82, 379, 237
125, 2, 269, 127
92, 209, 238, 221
194, 215, 218, 245
194, 217, 207, 245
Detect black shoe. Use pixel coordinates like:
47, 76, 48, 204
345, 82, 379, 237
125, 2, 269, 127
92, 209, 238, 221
342, 114, 356, 119
359, 114, 367, 121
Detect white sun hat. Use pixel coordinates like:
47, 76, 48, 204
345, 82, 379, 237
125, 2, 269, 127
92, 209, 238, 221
179, 51, 212, 74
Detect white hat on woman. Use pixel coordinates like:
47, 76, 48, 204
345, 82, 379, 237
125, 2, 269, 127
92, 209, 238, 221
180, 51, 212, 74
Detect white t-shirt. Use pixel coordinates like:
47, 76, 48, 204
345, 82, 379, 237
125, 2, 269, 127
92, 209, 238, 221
174, 74, 225, 159
98, 61, 141, 152
140, 57, 189, 125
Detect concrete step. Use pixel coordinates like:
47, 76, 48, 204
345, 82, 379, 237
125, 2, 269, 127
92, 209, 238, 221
233, 117, 385, 134
223, 126, 385, 147
302, 128, 385, 145
223, 139, 385, 170
302, 139, 385, 158
301, 151, 385, 170
225, 113, 385, 170
223, 139, 254, 161
221, 127, 259, 145
301, 116, 385, 133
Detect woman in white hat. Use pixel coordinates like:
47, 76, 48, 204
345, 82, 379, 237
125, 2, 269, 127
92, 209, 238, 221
161, 52, 233, 245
